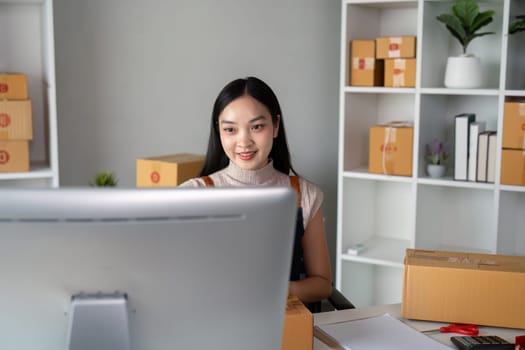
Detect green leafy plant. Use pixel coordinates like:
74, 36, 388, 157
425, 139, 450, 165
90, 171, 118, 187
509, 15, 525, 34
436, 0, 495, 55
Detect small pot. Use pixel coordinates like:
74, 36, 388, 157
427, 164, 446, 178
444, 55, 482, 89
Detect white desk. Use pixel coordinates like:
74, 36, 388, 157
314, 303, 525, 349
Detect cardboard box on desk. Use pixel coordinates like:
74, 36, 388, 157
503, 100, 525, 149
376, 36, 416, 59
0, 140, 30, 172
369, 123, 413, 176
0, 100, 33, 140
0, 73, 28, 100
281, 295, 313, 350
501, 148, 525, 186
402, 249, 525, 329
384, 58, 416, 88
350, 40, 384, 87
136, 153, 204, 187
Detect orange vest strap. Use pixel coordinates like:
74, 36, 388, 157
201, 176, 214, 186
289, 176, 302, 208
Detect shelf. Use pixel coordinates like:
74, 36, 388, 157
343, 168, 413, 182
420, 88, 500, 96
0, 166, 54, 181
344, 86, 416, 94
341, 237, 409, 268
417, 177, 495, 190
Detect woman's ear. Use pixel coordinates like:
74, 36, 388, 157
273, 115, 280, 138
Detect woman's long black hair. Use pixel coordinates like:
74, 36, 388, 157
199, 76, 296, 176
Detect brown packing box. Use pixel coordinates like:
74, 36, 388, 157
281, 295, 313, 350
402, 249, 525, 329
501, 148, 525, 186
0, 140, 30, 172
384, 58, 416, 88
502, 100, 525, 149
350, 40, 384, 86
0, 100, 33, 140
136, 153, 204, 187
369, 123, 413, 176
376, 36, 416, 59
0, 73, 28, 100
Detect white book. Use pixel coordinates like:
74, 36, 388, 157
487, 132, 498, 183
454, 113, 475, 181
476, 131, 490, 182
468, 122, 486, 181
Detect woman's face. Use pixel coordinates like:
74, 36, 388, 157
218, 95, 279, 170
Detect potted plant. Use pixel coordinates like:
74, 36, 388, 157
425, 138, 450, 178
90, 171, 118, 187
509, 15, 525, 34
437, 0, 495, 88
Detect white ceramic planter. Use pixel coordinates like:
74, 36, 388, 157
444, 55, 482, 89
427, 164, 447, 178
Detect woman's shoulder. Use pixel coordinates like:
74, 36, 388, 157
178, 177, 206, 188
296, 176, 324, 202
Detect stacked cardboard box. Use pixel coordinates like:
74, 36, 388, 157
0, 73, 32, 172
350, 36, 416, 87
501, 99, 525, 186
136, 153, 204, 187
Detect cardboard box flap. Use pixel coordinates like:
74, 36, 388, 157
141, 153, 204, 163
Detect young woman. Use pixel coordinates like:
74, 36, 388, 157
179, 76, 332, 307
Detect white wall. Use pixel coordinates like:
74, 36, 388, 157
54, 0, 341, 268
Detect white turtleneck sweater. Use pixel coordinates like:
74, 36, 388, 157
178, 161, 324, 229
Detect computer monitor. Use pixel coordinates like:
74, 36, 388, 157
0, 186, 297, 350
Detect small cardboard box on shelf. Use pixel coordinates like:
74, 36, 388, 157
500, 148, 525, 186
0, 140, 29, 172
402, 249, 525, 329
281, 294, 313, 350
376, 36, 416, 59
0, 73, 28, 100
0, 100, 33, 140
369, 122, 413, 176
384, 58, 416, 87
350, 40, 384, 87
136, 153, 204, 187
502, 100, 525, 150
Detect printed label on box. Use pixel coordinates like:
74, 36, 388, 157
388, 37, 402, 57
353, 57, 374, 70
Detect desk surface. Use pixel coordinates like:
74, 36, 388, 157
313, 303, 525, 349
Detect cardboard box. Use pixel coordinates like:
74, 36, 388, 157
501, 148, 525, 186
0, 100, 33, 140
376, 36, 416, 59
384, 58, 416, 87
350, 40, 384, 87
402, 249, 525, 329
369, 123, 413, 176
0, 140, 30, 172
136, 153, 204, 187
502, 100, 525, 149
281, 295, 313, 350
0, 73, 28, 100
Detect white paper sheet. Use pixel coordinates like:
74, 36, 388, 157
315, 314, 453, 350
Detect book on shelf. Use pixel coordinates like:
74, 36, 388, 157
467, 121, 486, 182
476, 131, 497, 182
454, 113, 476, 181
486, 132, 498, 183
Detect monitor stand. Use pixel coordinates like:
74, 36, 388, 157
67, 292, 130, 350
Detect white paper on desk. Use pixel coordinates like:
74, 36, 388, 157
316, 314, 453, 350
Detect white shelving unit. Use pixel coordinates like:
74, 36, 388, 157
337, 0, 525, 307
0, 0, 58, 187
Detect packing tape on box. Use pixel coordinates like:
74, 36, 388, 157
392, 59, 406, 87
520, 103, 525, 116
388, 37, 402, 58
353, 57, 374, 70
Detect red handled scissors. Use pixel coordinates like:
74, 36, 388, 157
423, 323, 479, 336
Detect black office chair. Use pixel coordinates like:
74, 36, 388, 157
306, 287, 356, 313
